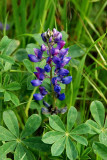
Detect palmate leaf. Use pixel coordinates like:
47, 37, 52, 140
51, 137, 66, 156
49, 115, 66, 132
23, 137, 51, 152
42, 131, 65, 144
0, 126, 16, 141
0, 141, 17, 160
90, 100, 105, 127
3, 110, 19, 138
71, 124, 90, 134
70, 134, 88, 146
93, 142, 107, 160
66, 137, 78, 160
14, 143, 35, 160
21, 114, 41, 138
67, 106, 77, 132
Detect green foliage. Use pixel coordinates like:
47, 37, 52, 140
42, 107, 90, 159
86, 100, 107, 159
0, 110, 49, 159
0, 0, 107, 159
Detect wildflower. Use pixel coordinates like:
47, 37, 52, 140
28, 28, 72, 114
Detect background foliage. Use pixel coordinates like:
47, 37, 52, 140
0, 0, 107, 160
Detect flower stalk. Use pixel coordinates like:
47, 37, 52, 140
28, 28, 72, 114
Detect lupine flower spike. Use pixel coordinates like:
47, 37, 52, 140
28, 29, 72, 114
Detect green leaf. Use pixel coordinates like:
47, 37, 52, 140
23, 59, 34, 73
66, 137, 78, 160
14, 143, 35, 160
0, 126, 16, 141
93, 142, 107, 160
99, 132, 107, 146
69, 44, 85, 58
0, 55, 14, 64
23, 137, 51, 152
5, 82, 21, 91
8, 92, 20, 106
49, 115, 66, 132
0, 141, 16, 160
21, 114, 41, 138
3, 110, 19, 137
3, 39, 20, 56
70, 134, 88, 146
0, 36, 11, 51
86, 120, 101, 134
71, 124, 90, 134
67, 106, 77, 132
51, 137, 66, 156
42, 131, 65, 144
90, 100, 105, 127
4, 91, 11, 102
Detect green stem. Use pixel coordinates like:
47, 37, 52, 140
25, 87, 37, 117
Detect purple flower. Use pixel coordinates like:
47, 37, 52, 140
34, 48, 43, 59
58, 93, 65, 100
50, 47, 59, 56
28, 28, 72, 106
36, 67, 45, 73
31, 79, 42, 86
39, 86, 48, 96
44, 64, 51, 72
52, 77, 57, 85
28, 54, 40, 62
54, 33, 62, 42
57, 40, 65, 50
62, 76, 72, 84
58, 68, 69, 76
59, 48, 69, 57
33, 93, 43, 100
54, 85, 61, 93
41, 44, 46, 52
62, 57, 71, 65
46, 57, 52, 64
52, 56, 60, 64
34, 72, 45, 81
41, 32, 47, 42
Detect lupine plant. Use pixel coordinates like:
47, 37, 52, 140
28, 29, 72, 113
0, 28, 107, 160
